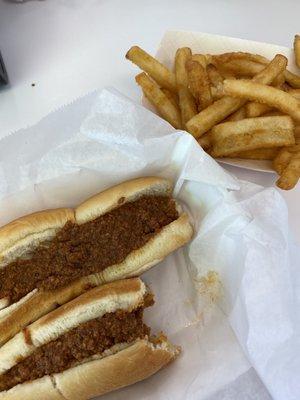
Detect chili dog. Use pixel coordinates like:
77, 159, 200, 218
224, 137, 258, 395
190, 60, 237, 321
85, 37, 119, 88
0, 278, 179, 399
0, 177, 193, 346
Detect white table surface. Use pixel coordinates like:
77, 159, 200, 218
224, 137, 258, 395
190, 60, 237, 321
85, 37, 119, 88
0, 0, 299, 240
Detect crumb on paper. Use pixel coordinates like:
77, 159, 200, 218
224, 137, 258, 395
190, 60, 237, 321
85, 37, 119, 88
184, 312, 204, 328
194, 271, 221, 304
184, 298, 193, 306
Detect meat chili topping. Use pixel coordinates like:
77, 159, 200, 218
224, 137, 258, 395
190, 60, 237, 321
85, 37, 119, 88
0, 195, 178, 303
0, 306, 151, 391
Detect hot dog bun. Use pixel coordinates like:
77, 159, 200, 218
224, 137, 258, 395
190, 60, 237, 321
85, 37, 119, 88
0, 278, 179, 399
0, 278, 147, 373
75, 175, 173, 224
0, 338, 178, 400
0, 208, 75, 268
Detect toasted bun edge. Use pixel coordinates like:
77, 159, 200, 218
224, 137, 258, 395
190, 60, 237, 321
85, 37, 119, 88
75, 176, 173, 224
0, 208, 75, 267
0, 338, 179, 400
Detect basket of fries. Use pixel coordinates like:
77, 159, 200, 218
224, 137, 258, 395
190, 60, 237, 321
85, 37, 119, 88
126, 31, 300, 190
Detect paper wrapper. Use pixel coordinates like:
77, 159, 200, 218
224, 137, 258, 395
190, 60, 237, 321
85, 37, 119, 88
0, 89, 299, 400
142, 30, 299, 173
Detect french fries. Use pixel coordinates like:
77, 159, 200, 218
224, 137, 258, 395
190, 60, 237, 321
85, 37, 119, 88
186, 96, 245, 138
135, 73, 182, 129
186, 54, 287, 138
175, 48, 198, 127
273, 144, 300, 173
161, 88, 180, 110
246, 102, 273, 118
127, 38, 300, 190
178, 88, 198, 128
211, 116, 295, 157
284, 70, 300, 89
175, 47, 192, 87
126, 46, 177, 92
226, 106, 247, 121
252, 54, 287, 84
225, 148, 279, 160
273, 73, 285, 87
294, 35, 300, 68
217, 59, 264, 77
273, 149, 293, 174
197, 131, 212, 150
186, 59, 213, 110
191, 54, 207, 68
288, 88, 300, 101
207, 64, 224, 95
207, 65, 224, 100
276, 151, 300, 190
223, 79, 300, 122
213, 51, 300, 88
211, 51, 269, 66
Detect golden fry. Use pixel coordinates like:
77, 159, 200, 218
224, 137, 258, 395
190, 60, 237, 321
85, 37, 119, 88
135, 73, 181, 129
220, 72, 237, 79
178, 87, 198, 128
211, 52, 269, 66
219, 53, 287, 85
218, 59, 264, 77
210, 86, 225, 100
272, 73, 285, 87
207, 64, 223, 85
288, 88, 300, 101
211, 116, 295, 157
175, 47, 192, 88
252, 54, 287, 84
211, 51, 300, 88
191, 54, 207, 68
225, 147, 279, 160
246, 102, 273, 118
207, 65, 224, 99
284, 70, 300, 89
161, 88, 180, 110
226, 106, 247, 121
273, 144, 300, 177
295, 125, 300, 138
285, 144, 300, 152
294, 35, 300, 68
186, 96, 245, 138
223, 79, 300, 122
276, 152, 300, 190
262, 111, 285, 117
186, 55, 287, 138
273, 148, 293, 174
126, 46, 177, 92
197, 131, 212, 150
186, 60, 213, 110
175, 48, 197, 127
213, 51, 287, 89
